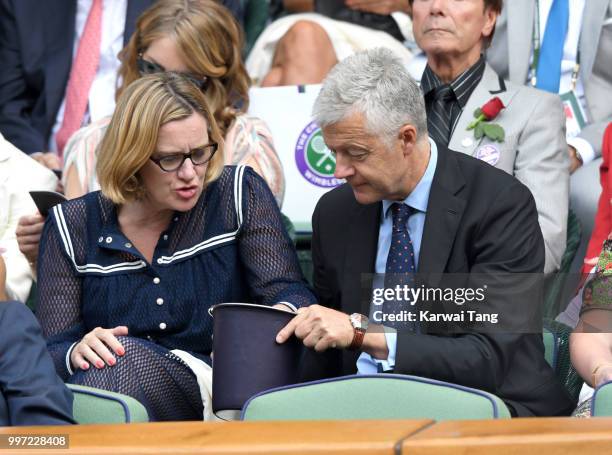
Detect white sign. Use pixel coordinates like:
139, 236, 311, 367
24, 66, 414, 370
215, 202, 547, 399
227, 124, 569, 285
248, 85, 343, 232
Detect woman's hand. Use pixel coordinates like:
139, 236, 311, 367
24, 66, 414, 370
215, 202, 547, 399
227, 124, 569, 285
16, 214, 46, 267
344, 0, 410, 15
70, 326, 128, 371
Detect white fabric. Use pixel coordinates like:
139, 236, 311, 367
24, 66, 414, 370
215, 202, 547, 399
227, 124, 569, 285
0, 134, 58, 301
170, 349, 220, 421
49, 0, 127, 153
246, 13, 413, 85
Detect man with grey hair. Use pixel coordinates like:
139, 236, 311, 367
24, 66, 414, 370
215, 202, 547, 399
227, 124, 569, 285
277, 48, 574, 417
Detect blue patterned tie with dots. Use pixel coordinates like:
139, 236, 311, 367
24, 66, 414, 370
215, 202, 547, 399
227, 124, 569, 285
383, 202, 418, 331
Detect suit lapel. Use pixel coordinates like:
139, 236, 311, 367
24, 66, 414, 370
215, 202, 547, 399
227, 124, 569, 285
45, 0, 77, 129
341, 202, 380, 316
580, 0, 609, 81
448, 65, 514, 156
508, 0, 534, 84
418, 147, 466, 286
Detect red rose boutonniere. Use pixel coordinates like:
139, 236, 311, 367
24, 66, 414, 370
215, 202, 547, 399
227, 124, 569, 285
467, 97, 506, 142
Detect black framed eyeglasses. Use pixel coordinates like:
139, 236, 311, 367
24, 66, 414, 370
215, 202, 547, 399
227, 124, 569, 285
136, 54, 208, 90
149, 143, 218, 172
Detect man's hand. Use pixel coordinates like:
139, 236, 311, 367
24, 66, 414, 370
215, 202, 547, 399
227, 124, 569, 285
568, 146, 583, 174
276, 304, 354, 352
31, 152, 61, 171
70, 326, 128, 371
344, 0, 410, 15
16, 214, 46, 267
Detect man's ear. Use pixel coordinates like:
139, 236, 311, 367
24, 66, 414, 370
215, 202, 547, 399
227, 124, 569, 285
482, 7, 498, 39
399, 124, 418, 156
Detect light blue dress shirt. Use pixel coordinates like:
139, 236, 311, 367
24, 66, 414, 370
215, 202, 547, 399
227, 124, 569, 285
357, 139, 438, 374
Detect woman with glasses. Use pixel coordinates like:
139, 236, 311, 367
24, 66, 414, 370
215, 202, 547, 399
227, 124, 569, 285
61, 0, 284, 205
36, 73, 315, 421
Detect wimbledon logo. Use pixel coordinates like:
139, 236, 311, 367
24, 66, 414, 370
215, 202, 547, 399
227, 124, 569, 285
295, 121, 343, 188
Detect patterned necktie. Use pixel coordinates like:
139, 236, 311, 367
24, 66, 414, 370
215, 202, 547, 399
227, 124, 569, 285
383, 203, 418, 330
55, 0, 103, 156
427, 84, 454, 147
536, 0, 569, 93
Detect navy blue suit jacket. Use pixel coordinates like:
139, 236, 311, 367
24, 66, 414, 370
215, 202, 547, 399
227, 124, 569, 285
0, 302, 74, 426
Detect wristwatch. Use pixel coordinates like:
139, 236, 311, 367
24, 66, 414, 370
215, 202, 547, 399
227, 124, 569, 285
348, 313, 369, 351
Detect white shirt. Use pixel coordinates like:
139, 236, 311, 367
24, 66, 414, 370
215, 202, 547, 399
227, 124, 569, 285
49, 0, 127, 153
0, 134, 58, 302
532, 0, 594, 163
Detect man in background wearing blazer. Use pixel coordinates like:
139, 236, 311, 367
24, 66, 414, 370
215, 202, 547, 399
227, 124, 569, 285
276, 47, 574, 417
0, 0, 156, 168
409, 0, 569, 274
487, 0, 612, 275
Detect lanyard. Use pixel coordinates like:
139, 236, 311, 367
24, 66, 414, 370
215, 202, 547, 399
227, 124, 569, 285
530, 0, 581, 90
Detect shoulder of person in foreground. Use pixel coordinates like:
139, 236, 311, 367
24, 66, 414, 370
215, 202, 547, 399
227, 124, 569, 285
0, 301, 74, 426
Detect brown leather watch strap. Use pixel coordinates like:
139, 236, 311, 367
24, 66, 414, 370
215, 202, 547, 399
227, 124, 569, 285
348, 328, 365, 351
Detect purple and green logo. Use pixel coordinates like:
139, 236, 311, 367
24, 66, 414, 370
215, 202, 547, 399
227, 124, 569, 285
295, 121, 343, 188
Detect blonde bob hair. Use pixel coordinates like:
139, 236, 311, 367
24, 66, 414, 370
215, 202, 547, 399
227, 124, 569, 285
97, 73, 224, 204
116, 0, 250, 137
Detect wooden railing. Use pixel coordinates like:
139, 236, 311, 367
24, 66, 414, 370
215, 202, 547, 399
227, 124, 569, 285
2, 418, 612, 454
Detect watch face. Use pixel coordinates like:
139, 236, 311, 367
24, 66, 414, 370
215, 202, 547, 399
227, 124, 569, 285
350, 313, 369, 331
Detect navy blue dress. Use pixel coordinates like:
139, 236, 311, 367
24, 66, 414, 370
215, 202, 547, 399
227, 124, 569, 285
37, 166, 316, 420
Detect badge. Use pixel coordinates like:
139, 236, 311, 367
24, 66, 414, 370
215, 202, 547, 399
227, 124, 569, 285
560, 90, 588, 139
475, 144, 500, 166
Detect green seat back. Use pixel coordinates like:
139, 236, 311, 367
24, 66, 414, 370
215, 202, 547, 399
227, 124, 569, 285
280, 212, 296, 245
543, 210, 582, 318
542, 319, 584, 403
241, 374, 511, 421
543, 327, 556, 367
243, 0, 269, 57
592, 382, 612, 417
68, 384, 149, 424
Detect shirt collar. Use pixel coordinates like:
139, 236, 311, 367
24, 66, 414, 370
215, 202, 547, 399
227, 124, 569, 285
382, 138, 438, 218
421, 55, 486, 108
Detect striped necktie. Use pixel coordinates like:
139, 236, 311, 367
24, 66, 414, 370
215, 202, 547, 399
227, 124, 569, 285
55, 0, 103, 156
427, 84, 455, 147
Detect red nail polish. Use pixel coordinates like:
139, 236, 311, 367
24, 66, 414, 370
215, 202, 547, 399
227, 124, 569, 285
117, 348, 125, 356
82, 363, 89, 370
96, 361, 104, 368
108, 358, 116, 366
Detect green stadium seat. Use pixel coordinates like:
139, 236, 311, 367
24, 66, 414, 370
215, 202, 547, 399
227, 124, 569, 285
241, 374, 511, 421
68, 384, 149, 424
